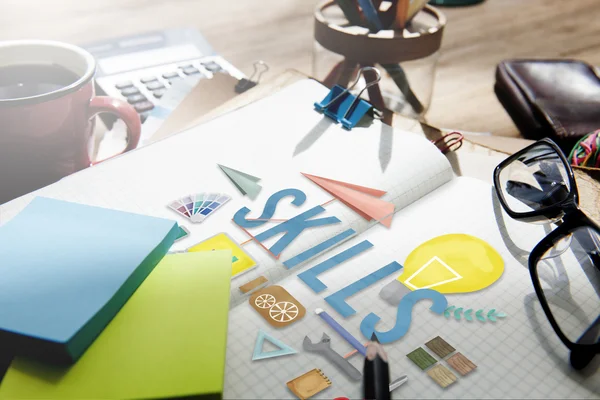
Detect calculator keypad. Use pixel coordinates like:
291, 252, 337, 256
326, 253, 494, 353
134, 101, 155, 112
115, 80, 134, 89
105, 58, 238, 121
126, 94, 147, 104
146, 81, 165, 91
182, 66, 200, 75
140, 76, 158, 84
202, 61, 221, 72
153, 89, 166, 99
120, 87, 140, 96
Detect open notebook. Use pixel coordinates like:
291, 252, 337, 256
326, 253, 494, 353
0, 79, 598, 399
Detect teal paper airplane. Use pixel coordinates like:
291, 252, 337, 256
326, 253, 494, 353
218, 164, 262, 200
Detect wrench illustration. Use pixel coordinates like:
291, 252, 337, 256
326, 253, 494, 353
303, 333, 362, 381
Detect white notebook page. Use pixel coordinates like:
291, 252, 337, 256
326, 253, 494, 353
224, 177, 600, 399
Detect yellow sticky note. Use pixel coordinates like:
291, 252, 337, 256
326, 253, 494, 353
188, 232, 257, 277
0, 251, 232, 399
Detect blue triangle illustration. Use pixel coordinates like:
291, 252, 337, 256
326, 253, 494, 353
218, 164, 262, 200
252, 330, 297, 361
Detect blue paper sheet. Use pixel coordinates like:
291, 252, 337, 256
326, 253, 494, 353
0, 197, 177, 364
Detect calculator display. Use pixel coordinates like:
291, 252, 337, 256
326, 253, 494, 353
98, 44, 203, 75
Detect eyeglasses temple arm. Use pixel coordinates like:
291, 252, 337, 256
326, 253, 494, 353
576, 314, 600, 346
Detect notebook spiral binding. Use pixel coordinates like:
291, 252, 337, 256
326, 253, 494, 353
317, 369, 333, 386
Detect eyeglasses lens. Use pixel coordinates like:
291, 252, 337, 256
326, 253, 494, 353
498, 144, 570, 217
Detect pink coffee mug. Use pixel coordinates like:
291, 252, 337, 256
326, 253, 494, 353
0, 40, 141, 204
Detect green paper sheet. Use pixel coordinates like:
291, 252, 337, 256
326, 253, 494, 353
0, 251, 232, 399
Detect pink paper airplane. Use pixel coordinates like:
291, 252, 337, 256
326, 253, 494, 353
302, 173, 395, 228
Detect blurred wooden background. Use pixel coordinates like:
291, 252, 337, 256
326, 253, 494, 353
2, 0, 599, 137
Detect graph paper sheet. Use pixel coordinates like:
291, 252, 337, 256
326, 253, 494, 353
0, 79, 597, 398
224, 178, 600, 399
0, 79, 451, 308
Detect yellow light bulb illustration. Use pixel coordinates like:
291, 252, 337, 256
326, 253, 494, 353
399, 233, 504, 292
380, 234, 504, 304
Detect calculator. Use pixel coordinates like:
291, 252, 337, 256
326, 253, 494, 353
84, 28, 245, 122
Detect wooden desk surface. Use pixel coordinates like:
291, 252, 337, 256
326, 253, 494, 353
2, 0, 599, 137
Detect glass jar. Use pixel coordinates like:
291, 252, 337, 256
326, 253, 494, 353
313, 1, 446, 121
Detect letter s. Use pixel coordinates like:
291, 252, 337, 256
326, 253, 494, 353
360, 289, 448, 344
233, 189, 306, 228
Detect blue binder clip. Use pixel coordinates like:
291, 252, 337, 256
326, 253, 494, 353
314, 66, 382, 130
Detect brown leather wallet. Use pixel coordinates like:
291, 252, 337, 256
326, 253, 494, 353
495, 59, 600, 152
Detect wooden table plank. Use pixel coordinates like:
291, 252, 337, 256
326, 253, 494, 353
1, 0, 599, 137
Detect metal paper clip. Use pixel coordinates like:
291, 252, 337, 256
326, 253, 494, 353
432, 131, 464, 154
235, 60, 269, 93
315, 67, 382, 130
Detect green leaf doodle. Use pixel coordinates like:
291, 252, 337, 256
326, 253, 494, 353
444, 306, 455, 318
443, 306, 507, 323
464, 309, 473, 321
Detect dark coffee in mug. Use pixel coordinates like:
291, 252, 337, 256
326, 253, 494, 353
0, 40, 141, 205
0, 64, 79, 100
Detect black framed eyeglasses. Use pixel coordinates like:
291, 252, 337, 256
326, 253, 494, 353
493, 138, 600, 370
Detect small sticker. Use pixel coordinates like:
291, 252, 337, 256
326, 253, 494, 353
239, 276, 268, 294
427, 364, 457, 388
249, 286, 305, 328
406, 347, 437, 370
188, 232, 257, 277
425, 336, 456, 359
447, 352, 477, 376
174, 225, 190, 242
252, 330, 296, 361
286, 368, 331, 399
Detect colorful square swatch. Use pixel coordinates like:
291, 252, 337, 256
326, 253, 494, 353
427, 364, 457, 388
168, 192, 231, 223
425, 336, 456, 358
188, 232, 257, 277
406, 347, 437, 370
447, 352, 477, 376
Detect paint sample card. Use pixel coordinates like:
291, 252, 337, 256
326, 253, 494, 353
286, 369, 331, 399
250, 286, 306, 328
427, 364, 457, 388
239, 276, 269, 294
447, 352, 477, 376
168, 192, 231, 223
406, 347, 437, 370
188, 232, 257, 277
425, 336, 456, 359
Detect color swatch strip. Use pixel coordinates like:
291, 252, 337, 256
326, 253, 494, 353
168, 192, 231, 223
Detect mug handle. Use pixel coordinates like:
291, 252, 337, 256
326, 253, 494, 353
88, 96, 141, 165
